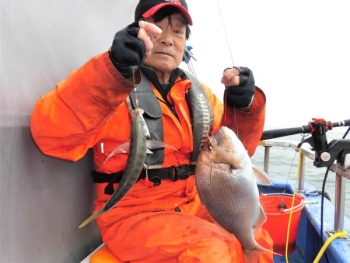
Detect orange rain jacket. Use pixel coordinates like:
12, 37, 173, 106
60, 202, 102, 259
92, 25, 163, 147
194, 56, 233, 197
30, 51, 272, 263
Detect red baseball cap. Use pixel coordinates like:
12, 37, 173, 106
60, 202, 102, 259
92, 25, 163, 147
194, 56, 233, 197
135, 0, 193, 25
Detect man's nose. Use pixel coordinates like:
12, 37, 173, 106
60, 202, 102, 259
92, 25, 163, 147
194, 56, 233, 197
159, 27, 174, 45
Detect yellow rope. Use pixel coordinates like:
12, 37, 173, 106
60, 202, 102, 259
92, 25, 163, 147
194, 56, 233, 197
284, 148, 302, 262
313, 230, 348, 263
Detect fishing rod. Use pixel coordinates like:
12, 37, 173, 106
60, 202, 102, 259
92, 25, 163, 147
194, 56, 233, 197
261, 118, 350, 140
261, 118, 350, 168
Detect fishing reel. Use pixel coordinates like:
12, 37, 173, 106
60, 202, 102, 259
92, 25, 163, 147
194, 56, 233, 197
261, 118, 350, 168
297, 118, 350, 168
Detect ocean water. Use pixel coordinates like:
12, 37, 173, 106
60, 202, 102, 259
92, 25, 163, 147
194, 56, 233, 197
251, 127, 350, 218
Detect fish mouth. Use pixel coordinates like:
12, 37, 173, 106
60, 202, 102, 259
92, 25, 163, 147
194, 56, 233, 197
210, 128, 228, 145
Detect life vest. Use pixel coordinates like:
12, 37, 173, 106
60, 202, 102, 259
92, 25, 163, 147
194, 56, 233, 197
128, 69, 214, 166
92, 68, 214, 193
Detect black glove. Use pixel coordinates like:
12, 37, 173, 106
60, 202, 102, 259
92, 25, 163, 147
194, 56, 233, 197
110, 21, 146, 79
225, 67, 255, 108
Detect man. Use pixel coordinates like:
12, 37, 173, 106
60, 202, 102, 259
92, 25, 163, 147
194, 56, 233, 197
30, 0, 272, 262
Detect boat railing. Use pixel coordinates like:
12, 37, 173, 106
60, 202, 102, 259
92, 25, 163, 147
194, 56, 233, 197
257, 139, 350, 232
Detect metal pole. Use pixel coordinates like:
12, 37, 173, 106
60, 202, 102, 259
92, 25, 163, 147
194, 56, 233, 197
334, 170, 346, 231
263, 146, 271, 173
298, 151, 305, 191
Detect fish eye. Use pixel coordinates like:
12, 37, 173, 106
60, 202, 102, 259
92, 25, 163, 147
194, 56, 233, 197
207, 138, 217, 152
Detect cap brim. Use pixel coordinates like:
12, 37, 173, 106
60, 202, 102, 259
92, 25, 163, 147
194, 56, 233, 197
142, 3, 193, 25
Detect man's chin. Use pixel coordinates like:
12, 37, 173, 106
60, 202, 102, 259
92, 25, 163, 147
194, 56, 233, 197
144, 63, 178, 74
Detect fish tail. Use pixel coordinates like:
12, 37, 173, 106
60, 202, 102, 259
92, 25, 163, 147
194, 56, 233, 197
244, 244, 282, 263
78, 210, 104, 229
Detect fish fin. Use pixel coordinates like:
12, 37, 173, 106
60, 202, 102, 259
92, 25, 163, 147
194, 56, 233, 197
244, 245, 282, 263
245, 210, 281, 261
78, 210, 104, 229
252, 166, 272, 185
104, 142, 130, 163
256, 206, 267, 228
147, 140, 177, 151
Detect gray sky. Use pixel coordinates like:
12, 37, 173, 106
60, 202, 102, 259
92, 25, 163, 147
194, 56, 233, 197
180, 0, 350, 128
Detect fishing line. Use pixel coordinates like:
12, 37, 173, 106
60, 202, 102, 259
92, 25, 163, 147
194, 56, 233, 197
184, 47, 197, 76
216, 0, 235, 66
280, 146, 299, 195
131, 68, 139, 106
342, 126, 350, 139
216, 0, 240, 129
280, 134, 307, 195
232, 109, 239, 137
186, 59, 196, 77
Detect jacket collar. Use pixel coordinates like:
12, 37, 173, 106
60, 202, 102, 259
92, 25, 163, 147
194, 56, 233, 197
140, 65, 187, 99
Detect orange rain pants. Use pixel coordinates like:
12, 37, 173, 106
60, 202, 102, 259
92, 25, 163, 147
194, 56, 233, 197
96, 177, 273, 263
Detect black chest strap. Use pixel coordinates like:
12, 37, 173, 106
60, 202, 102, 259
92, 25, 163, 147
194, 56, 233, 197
92, 164, 196, 195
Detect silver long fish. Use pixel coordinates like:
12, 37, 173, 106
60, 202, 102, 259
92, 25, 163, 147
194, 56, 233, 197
195, 126, 279, 262
78, 108, 175, 228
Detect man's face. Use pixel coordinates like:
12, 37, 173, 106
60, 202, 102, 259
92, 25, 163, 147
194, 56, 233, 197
144, 13, 187, 75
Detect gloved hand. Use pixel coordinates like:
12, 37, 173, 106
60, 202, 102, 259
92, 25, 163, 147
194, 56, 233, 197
224, 67, 255, 109
110, 21, 150, 79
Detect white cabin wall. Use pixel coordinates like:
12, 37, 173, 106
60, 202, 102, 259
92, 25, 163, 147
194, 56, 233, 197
0, 0, 138, 262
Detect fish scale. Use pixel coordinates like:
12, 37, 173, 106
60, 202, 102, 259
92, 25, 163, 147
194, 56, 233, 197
208, 167, 262, 246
